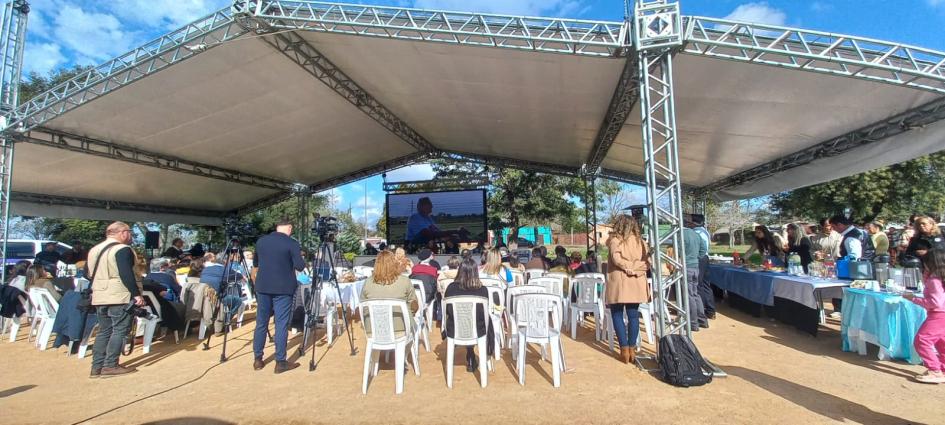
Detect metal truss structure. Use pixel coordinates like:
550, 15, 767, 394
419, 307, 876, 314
636, 0, 690, 338
697, 95, 945, 195
11, 191, 224, 218
17, 127, 296, 191
236, 0, 626, 58
583, 176, 599, 252
0, 0, 27, 280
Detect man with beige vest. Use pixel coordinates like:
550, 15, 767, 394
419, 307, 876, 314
87, 221, 144, 378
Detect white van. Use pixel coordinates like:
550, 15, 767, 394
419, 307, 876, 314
3, 239, 72, 266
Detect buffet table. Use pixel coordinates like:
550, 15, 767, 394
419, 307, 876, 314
841, 288, 926, 364
706, 264, 849, 335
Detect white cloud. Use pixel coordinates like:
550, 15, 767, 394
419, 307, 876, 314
723, 2, 787, 26
22, 42, 66, 76
928, 0, 944, 7
53, 4, 135, 61
412, 0, 586, 16
810, 1, 833, 13
106, 0, 230, 29
385, 163, 436, 182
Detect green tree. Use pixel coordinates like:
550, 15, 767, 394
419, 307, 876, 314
771, 151, 945, 223
19, 66, 93, 103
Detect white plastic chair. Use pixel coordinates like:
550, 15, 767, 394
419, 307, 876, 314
444, 296, 491, 388
574, 272, 605, 282
1, 294, 28, 342
236, 281, 256, 328
485, 286, 505, 360
602, 304, 655, 350
410, 279, 432, 352
136, 291, 163, 354
359, 299, 419, 394
509, 270, 525, 287
75, 322, 96, 359
570, 277, 601, 340
528, 277, 563, 300
353, 266, 374, 278
505, 285, 549, 355
514, 293, 564, 388
28, 288, 59, 350
524, 269, 544, 283
479, 277, 505, 290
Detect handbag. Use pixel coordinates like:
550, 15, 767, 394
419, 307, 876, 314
77, 242, 119, 313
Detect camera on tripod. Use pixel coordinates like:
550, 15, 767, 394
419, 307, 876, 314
223, 217, 258, 241
313, 215, 339, 240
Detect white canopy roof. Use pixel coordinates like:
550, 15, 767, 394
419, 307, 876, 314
4, 3, 944, 223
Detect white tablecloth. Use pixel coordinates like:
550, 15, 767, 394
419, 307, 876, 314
770, 275, 848, 310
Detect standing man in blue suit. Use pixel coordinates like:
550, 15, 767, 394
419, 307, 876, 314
253, 218, 305, 373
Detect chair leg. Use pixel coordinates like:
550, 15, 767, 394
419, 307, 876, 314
446, 339, 455, 389
38, 321, 53, 351
478, 338, 488, 388
570, 310, 578, 340
198, 320, 208, 340
643, 310, 654, 344
517, 337, 527, 386
9, 318, 20, 342
142, 321, 157, 354
362, 343, 372, 394
410, 337, 420, 376
394, 343, 406, 394
551, 337, 561, 388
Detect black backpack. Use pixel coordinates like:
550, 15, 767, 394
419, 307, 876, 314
658, 334, 713, 387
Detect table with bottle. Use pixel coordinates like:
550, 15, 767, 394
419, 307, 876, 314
706, 260, 850, 336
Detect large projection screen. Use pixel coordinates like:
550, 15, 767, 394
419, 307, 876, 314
386, 189, 487, 252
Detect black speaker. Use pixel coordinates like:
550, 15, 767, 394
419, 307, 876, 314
145, 231, 160, 249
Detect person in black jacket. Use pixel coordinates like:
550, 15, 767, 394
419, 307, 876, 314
252, 218, 305, 374
443, 257, 494, 372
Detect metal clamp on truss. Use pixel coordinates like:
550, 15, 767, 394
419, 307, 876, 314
634, 1, 682, 51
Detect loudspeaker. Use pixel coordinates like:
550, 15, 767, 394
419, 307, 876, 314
145, 231, 160, 249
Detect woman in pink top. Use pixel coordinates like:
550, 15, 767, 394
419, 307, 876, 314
904, 248, 945, 384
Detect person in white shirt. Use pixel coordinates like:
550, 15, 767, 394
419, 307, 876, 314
810, 218, 842, 261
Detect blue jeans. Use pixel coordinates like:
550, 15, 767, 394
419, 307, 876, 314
254, 293, 293, 362
610, 303, 640, 348
91, 305, 133, 370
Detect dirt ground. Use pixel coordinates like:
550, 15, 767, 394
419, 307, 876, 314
1, 302, 942, 425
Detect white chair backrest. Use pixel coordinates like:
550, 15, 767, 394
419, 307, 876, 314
359, 299, 412, 344
506, 285, 548, 317
74, 277, 91, 292
572, 277, 600, 307
529, 277, 562, 299
545, 272, 568, 280
574, 272, 605, 282
242, 282, 255, 302
444, 296, 488, 343
29, 288, 58, 318
524, 269, 544, 282
509, 270, 525, 287
410, 279, 427, 306
485, 286, 504, 312
176, 274, 187, 285
479, 277, 504, 289
353, 266, 374, 278
141, 291, 162, 319
515, 293, 562, 338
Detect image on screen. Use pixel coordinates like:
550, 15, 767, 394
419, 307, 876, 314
386, 190, 487, 252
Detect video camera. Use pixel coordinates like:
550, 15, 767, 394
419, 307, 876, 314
223, 217, 258, 240
313, 215, 340, 240
125, 301, 157, 321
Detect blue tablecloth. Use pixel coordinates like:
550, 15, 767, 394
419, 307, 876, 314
840, 288, 927, 364
706, 265, 782, 306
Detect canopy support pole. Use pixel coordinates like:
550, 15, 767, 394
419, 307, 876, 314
296, 187, 312, 252
0, 0, 28, 282
584, 175, 599, 253
635, 0, 690, 339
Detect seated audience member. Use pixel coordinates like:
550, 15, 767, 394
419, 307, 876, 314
162, 238, 185, 259
525, 247, 547, 270
438, 256, 461, 296
186, 259, 205, 284
576, 250, 600, 274
7, 261, 30, 293
34, 242, 62, 276
200, 255, 243, 293
480, 247, 512, 284
569, 252, 583, 271
410, 249, 438, 303
189, 243, 206, 258
548, 249, 572, 275
360, 251, 419, 336
508, 255, 526, 272
363, 243, 379, 256
146, 257, 183, 302
394, 247, 414, 273
539, 246, 552, 269
25, 264, 61, 302
444, 257, 494, 372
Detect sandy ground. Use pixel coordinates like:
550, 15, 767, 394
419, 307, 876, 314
1, 302, 942, 425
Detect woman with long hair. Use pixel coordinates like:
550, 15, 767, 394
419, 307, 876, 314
904, 216, 945, 262
904, 248, 945, 383
605, 214, 650, 365
444, 257, 493, 372
394, 247, 414, 273
785, 223, 813, 273
743, 225, 784, 264
25, 264, 60, 302
360, 251, 419, 336
480, 247, 512, 284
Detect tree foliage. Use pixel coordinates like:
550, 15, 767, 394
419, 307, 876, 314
771, 151, 945, 223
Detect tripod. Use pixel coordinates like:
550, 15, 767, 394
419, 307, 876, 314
203, 238, 254, 363
298, 236, 357, 371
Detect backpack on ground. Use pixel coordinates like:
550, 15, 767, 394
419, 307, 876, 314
657, 334, 713, 387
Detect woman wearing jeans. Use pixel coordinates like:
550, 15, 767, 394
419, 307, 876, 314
605, 215, 651, 365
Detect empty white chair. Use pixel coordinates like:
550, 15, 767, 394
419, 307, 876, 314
570, 277, 601, 340
524, 269, 544, 283
505, 285, 548, 354
75, 323, 96, 359
236, 281, 256, 328
410, 279, 432, 352
528, 277, 563, 300
443, 296, 490, 388
28, 288, 59, 350
1, 294, 28, 342
574, 272, 605, 282
359, 299, 419, 394
484, 285, 506, 360
136, 291, 163, 354
514, 293, 564, 388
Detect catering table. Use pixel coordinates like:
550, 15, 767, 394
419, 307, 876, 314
840, 288, 927, 364
706, 264, 849, 335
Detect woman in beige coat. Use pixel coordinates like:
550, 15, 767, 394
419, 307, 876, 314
605, 214, 650, 364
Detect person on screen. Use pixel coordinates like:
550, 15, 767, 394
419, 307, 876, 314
406, 197, 440, 246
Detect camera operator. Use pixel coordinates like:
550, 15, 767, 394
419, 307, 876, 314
253, 218, 305, 373
87, 221, 145, 378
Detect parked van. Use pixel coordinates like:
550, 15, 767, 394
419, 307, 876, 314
3, 239, 72, 265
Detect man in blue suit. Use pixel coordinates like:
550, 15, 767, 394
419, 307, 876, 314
253, 218, 305, 373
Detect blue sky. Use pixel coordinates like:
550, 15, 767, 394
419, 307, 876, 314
19, 0, 945, 228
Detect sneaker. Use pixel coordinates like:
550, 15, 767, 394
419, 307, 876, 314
100, 366, 137, 377
915, 370, 945, 384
